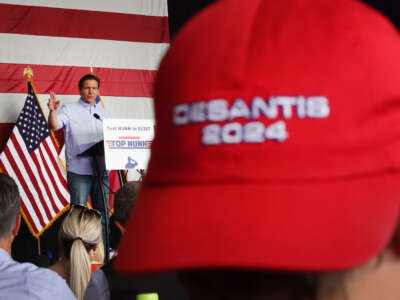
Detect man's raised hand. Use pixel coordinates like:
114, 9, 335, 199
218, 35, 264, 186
47, 91, 60, 111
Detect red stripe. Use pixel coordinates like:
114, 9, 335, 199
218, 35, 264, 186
52, 130, 65, 153
39, 140, 69, 206
2, 137, 46, 228
49, 133, 62, 152
0, 63, 156, 97
0, 4, 169, 43
30, 148, 61, 215
9, 134, 53, 221
0, 160, 40, 234
40, 140, 69, 206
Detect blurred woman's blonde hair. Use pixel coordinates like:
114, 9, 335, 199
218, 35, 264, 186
60, 206, 103, 300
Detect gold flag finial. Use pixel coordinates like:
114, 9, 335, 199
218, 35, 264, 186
23, 67, 34, 79
90, 65, 94, 74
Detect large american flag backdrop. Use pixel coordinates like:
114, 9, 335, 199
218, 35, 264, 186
0, 1, 169, 236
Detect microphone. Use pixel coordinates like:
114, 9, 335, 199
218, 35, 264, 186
93, 113, 102, 121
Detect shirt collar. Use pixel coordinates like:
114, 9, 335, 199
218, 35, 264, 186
79, 98, 97, 109
0, 248, 10, 260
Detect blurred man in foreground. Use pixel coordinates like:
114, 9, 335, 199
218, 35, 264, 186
116, 1, 400, 299
0, 173, 75, 299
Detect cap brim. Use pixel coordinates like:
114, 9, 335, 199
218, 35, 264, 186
115, 173, 400, 274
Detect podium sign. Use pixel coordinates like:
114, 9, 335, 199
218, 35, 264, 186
103, 119, 154, 170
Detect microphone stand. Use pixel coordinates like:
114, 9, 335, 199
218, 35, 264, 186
88, 113, 110, 262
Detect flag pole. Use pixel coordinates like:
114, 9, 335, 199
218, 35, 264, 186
22, 67, 41, 255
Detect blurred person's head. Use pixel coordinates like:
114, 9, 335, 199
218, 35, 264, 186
113, 182, 138, 225
59, 205, 103, 300
0, 173, 20, 253
116, 0, 400, 299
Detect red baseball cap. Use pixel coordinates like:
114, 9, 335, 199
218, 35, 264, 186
116, 0, 400, 274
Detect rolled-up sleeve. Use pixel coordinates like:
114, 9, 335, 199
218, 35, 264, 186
57, 105, 69, 128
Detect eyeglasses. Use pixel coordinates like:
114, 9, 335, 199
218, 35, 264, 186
69, 204, 102, 220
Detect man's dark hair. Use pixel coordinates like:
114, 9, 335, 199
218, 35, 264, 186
0, 173, 20, 238
78, 74, 100, 90
113, 182, 138, 225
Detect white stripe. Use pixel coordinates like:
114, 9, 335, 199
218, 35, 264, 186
0, 93, 154, 123
42, 137, 70, 202
102, 97, 155, 120
13, 131, 57, 216
7, 140, 50, 224
0, 0, 168, 16
0, 34, 168, 70
39, 140, 70, 201
0, 150, 42, 232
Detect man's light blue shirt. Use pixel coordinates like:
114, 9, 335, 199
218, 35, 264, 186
57, 99, 111, 175
0, 249, 76, 300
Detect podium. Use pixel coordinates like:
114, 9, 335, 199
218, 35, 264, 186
78, 140, 110, 262
78, 140, 105, 158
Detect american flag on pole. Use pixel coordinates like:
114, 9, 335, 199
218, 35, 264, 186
0, 79, 70, 237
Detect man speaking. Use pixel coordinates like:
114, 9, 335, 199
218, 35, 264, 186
47, 74, 111, 241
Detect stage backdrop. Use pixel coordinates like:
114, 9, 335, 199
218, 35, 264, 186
0, 0, 169, 151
